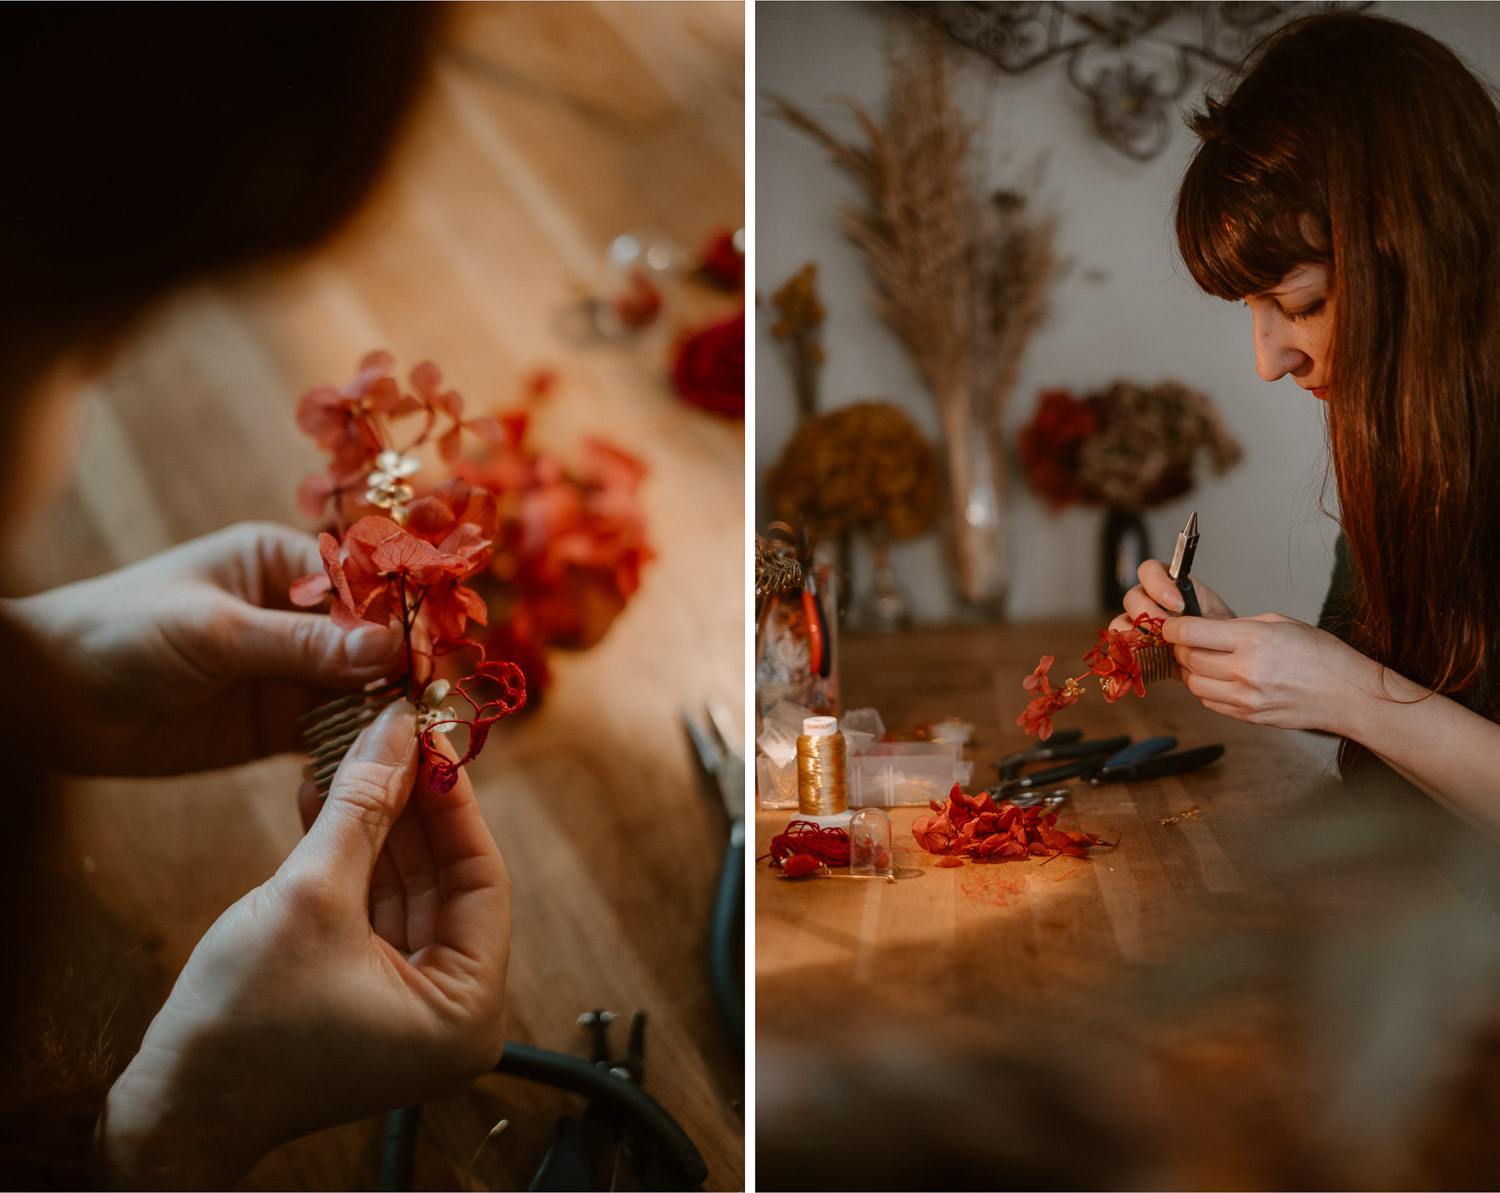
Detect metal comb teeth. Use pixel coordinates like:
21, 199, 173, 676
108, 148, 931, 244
1135, 643, 1178, 685
301, 680, 406, 794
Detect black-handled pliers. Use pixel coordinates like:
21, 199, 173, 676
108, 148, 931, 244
1169, 511, 1201, 617
993, 731, 1129, 781
1088, 742, 1224, 785
990, 736, 1175, 799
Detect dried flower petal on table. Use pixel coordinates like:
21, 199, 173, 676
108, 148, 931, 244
911, 813, 962, 855
454, 421, 653, 699
912, 783, 1111, 865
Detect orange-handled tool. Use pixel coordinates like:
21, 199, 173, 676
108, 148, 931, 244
801, 585, 823, 676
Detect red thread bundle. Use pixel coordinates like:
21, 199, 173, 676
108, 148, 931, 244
762, 820, 851, 877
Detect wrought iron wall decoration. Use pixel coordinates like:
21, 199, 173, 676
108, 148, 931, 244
899, 2, 1372, 161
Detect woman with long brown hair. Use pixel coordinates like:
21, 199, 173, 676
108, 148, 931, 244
1117, 12, 1500, 834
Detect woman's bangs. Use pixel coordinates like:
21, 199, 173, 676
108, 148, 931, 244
1177, 149, 1318, 300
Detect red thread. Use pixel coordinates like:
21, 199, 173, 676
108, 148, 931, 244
760, 819, 851, 870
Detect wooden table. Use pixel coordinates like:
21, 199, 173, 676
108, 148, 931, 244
18, 5, 744, 1189
756, 622, 1499, 1190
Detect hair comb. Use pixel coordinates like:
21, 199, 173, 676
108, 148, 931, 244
1135, 510, 1199, 684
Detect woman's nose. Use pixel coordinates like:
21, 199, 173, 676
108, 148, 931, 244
1251, 308, 1309, 382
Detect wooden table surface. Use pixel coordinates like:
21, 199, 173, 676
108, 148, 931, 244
17, 5, 744, 1190
756, 621, 1500, 1190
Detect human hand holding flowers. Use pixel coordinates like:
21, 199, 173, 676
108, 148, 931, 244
1111, 556, 1368, 733
1163, 612, 1370, 731
1, 521, 403, 777
1017, 612, 1168, 740
99, 702, 510, 1189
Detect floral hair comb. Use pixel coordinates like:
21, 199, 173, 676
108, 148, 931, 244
289, 352, 528, 793
1016, 612, 1171, 741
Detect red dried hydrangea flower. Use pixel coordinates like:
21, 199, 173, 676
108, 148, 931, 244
1014, 654, 1084, 741
911, 784, 1110, 864
1015, 613, 1166, 738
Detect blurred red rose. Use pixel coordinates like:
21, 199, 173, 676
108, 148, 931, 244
672, 309, 744, 418
697, 227, 744, 291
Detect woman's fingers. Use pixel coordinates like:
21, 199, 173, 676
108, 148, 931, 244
298, 770, 410, 948
1137, 559, 1187, 614
1181, 672, 1254, 715
1118, 584, 1169, 626
200, 522, 327, 610
369, 844, 409, 952
284, 700, 418, 902
297, 777, 322, 832
1162, 614, 1250, 650
1171, 643, 1238, 680
409, 739, 510, 979
384, 790, 442, 954
222, 601, 404, 688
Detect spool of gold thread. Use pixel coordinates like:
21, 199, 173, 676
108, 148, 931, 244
797, 715, 847, 816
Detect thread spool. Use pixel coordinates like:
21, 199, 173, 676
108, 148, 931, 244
796, 715, 852, 828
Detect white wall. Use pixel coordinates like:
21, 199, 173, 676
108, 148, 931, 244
755, 1, 1500, 624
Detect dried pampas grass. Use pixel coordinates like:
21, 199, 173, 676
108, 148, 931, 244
768, 28, 1059, 603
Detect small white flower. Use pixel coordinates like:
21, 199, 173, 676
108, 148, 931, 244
366, 450, 421, 518
418, 679, 458, 734
368, 450, 421, 487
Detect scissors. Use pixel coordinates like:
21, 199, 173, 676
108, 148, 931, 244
682, 700, 744, 1059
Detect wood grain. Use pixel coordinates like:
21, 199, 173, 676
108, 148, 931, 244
757, 621, 1496, 1189
21, 5, 744, 1189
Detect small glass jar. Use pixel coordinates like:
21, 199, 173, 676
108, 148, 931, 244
849, 807, 893, 876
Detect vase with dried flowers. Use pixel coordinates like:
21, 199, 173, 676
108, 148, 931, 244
770, 30, 1059, 614
1018, 380, 1242, 610
767, 400, 939, 630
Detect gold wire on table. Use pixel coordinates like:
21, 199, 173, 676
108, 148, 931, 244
463, 1118, 509, 1190
796, 726, 847, 816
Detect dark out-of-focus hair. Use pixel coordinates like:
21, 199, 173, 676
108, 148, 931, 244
0, 6, 440, 1183
0, 3, 441, 408
1176, 13, 1500, 747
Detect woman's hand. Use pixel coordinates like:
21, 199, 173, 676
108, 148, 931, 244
3, 521, 402, 775
1109, 559, 1236, 634
98, 701, 510, 1189
1164, 612, 1372, 732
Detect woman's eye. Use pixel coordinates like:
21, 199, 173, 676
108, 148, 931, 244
1284, 299, 1326, 322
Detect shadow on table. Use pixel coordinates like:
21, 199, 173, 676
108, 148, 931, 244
757, 788, 1500, 1189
